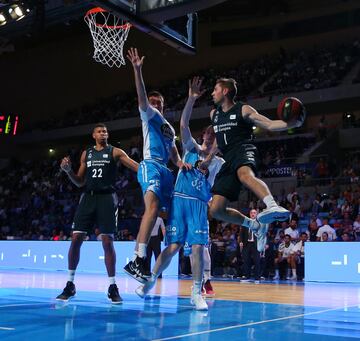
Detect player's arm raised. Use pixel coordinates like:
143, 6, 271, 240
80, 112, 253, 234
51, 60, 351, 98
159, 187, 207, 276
169, 145, 192, 171
114, 148, 139, 173
60, 151, 86, 188
180, 77, 206, 149
127, 47, 149, 113
242, 105, 302, 131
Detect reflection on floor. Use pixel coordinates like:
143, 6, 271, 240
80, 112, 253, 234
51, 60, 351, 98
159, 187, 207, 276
0, 270, 359, 340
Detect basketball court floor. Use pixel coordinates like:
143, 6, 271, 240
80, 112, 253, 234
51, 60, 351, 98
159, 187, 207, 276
0, 270, 359, 340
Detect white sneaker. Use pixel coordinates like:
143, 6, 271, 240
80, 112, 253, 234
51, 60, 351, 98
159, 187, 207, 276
253, 223, 269, 252
289, 275, 297, 281
273, 274, 280, 280
191, 293, 208, 311
257, 206, 290, 224
135, 278, 156, 298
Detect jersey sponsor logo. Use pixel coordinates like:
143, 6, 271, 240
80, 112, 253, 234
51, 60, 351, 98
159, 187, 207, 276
213, 115, 219, 123
230, 114, 236, 119
102, 154, 108, 158
161, 123, 174, 140
246, 151, 255, 161
87, 161, 92, 167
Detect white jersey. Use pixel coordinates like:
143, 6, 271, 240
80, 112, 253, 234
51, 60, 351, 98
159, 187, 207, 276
140, 105, 176, 164
278, 242, 294, 258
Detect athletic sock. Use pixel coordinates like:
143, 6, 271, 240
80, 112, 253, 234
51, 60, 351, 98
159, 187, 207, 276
263, 195, 277, 209
292, 269, 297, 277
192, 280, 202, 295
68, 270, 76, 282
108, 276, 116, 285
137, 243, 147, 258
204, 269, 211, 283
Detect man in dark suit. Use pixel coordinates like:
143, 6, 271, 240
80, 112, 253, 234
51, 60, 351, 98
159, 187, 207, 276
239, 209, 261, 282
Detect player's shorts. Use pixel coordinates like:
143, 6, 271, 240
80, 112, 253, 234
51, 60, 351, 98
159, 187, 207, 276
211, 143, 259, 202
72, 192, 118, 235
137, 159, 174, 210
166, 195, 209, 246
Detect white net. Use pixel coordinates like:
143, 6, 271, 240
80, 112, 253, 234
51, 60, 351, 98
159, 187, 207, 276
84, 8, 131, 68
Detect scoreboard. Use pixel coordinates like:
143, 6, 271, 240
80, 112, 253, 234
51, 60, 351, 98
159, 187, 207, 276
0, 114, 19, 136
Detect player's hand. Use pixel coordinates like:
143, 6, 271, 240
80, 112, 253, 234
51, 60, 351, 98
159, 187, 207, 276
127, 47, 145, 69
176, 160, 192, 171
188, 76, 206, 100
60, 156, 72, 173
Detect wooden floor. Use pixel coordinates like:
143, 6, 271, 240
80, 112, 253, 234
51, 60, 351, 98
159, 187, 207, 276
151, 278, 360, 308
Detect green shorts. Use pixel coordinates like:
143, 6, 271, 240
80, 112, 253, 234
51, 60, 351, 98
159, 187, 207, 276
211, 144, 259, 202
72, 192, 118, 235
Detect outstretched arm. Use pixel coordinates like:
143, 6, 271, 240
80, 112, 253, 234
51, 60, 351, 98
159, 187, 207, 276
180, 77, 206, 148
114, 148, 139, 173
127, 47, 149, 113
242, 104, 304, 131
60, 151, 86, 188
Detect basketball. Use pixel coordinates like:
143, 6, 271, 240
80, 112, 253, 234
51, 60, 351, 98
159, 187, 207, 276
277, 97, 305, 122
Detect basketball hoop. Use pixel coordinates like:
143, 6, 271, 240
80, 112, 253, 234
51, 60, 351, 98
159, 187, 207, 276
84, 7, 131, 68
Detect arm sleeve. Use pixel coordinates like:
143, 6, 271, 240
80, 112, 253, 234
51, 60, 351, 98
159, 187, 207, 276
139, 105, 159, 122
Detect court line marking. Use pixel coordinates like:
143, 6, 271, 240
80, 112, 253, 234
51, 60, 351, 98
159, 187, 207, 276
0, 303, 49, 309
0, 327, 15, 331
153, 304, 359, 341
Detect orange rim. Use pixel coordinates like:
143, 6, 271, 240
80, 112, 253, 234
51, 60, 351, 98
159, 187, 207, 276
85, 7, 132, 29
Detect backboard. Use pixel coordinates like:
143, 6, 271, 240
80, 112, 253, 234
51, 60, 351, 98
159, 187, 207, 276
92, 0, 228, 54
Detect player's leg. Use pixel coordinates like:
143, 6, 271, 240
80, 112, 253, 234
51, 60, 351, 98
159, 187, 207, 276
56, 232, 85, 301
187, 200, 210, 310
124, 191, 160, 282
125, 161, 166, 282
210, 195, 268, 252
98, 193, 122, 303
202, 247, 214, 296
57, 194, 94, 301
136, 243, 182, 298
136, 196, 185, 298
237, 165, 289, 223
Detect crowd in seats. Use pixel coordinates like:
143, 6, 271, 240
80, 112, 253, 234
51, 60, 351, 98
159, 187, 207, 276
31, 39, 360, 131
262, 40, 360, 95
0, 148, 140, 241
202, 180, 359, 280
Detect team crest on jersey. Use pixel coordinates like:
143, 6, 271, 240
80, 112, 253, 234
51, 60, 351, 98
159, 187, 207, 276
213, 115, 218, 123
102, 154, 108, 158
161, 123, 174, 140
87, 161, 91, 167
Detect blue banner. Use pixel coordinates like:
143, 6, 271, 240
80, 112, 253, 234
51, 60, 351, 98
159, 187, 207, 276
0, 241, 178, 276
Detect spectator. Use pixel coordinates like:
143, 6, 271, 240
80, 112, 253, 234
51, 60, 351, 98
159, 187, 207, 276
274, 234, 296, 280
284, 219, 299, 242
316, 218, 336, 241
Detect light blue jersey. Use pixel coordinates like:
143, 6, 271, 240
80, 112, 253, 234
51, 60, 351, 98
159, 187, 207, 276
173, 138, 224, 202
166, 138, 224, 246
140, 105, 176, 164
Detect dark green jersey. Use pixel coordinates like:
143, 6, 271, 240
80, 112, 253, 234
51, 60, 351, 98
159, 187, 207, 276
84, 145, 117, 192
211, 102, 254, 155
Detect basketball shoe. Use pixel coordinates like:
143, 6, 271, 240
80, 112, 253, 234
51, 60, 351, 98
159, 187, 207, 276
56, 281, 76, 301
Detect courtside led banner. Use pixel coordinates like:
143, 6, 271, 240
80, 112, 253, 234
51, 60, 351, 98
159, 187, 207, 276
305, 242, 360, 283
0, 241, 178, 276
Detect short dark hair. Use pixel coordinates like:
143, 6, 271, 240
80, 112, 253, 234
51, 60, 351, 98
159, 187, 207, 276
148, 91, 164, 102
300, 232, 308, 237
284, 234, 291, 239
93, 123, 107, 132
216, 78, 237, 100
